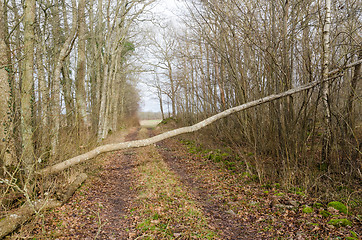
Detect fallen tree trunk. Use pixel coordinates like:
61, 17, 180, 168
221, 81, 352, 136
0, 173, 87, 238
0, 199, 61, 239
37, 60, 361, 177
61, 173, 88, 203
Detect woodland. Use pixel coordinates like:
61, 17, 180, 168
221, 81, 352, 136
0, 0, 361, 239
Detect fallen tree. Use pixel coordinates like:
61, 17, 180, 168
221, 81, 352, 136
37, 60, 361, 177
0, 173, 87, 239
0, 199, 61, 239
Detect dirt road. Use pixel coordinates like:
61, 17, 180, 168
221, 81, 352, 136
14, 127, 360, 239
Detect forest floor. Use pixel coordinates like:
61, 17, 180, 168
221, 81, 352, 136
9, 125, 361, 239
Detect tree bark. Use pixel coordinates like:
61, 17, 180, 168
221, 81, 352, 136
76, 0, 89, 131
0, 0, 13, 167
321, 0, 332, 161
51, 0, 78, 156
0, 199, 61, 239
61, 173, 88, 202
21, 0, 36, 176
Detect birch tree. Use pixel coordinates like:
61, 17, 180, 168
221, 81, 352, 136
321, 0, 332, 161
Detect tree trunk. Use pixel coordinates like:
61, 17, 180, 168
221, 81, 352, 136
321, 0, 332, 162
51, 0, 78, 156
76, 0, 89, 131
97, 63, 109, 141
344, 51, 361, 136
61, 63, 75, 126
0, 199, 61, 239
0, 0, 13, 167
21, 0, 36, 177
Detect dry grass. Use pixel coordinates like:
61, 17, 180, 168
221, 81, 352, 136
133, 128, 217, 239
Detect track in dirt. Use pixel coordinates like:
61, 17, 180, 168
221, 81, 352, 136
151, 129, 253, 240
91, 128, 140, 239
29, 128, 142, 239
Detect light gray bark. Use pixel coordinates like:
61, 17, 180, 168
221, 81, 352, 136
321, 0, 332, 160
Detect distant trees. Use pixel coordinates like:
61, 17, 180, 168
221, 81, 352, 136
147, 27, 180, 117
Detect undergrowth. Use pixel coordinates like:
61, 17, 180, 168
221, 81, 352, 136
178, 135, 362, 217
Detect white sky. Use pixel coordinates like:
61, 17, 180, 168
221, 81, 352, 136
138, 0, 184, 112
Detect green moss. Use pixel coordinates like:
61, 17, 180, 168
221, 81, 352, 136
274, 183, 281, 189
313, 202, 323, 209
346, 231, 359, 240
320, 210, 331, 218
289, 187, 304, 195
328, 201, 348, 214
302, 206, 314, 213
327, 218, 352, 227
306, 222, 319, 226
350, 231, 358, 237
275, 192, 285, 197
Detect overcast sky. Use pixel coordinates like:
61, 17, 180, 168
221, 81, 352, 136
138, 0, 184, 113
